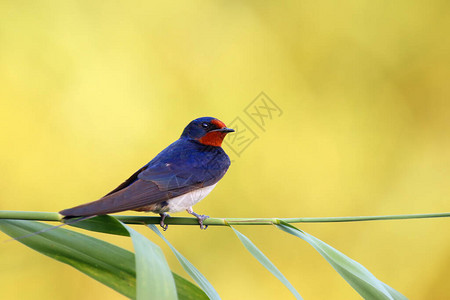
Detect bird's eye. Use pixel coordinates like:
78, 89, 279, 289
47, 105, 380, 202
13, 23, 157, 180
201, 122, 209, 128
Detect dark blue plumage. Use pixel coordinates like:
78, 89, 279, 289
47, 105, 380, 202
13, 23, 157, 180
60, 117, 234, 229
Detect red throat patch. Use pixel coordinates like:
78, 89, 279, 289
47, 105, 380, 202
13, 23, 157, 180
198, 131, 228, 147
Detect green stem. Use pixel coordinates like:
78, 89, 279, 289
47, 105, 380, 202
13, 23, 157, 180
282, 212, 450, 223
0, 211, 449, 226
0, 211, 62, 221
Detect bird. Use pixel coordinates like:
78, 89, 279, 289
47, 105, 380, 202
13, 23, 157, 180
59, 117, 234, 230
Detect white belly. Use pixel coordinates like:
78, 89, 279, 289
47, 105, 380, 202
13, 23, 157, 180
166, 184, 217, 213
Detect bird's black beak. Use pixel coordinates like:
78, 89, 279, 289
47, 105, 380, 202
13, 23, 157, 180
211, 127, 235, 133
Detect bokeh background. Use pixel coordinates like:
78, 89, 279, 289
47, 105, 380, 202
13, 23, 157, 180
1, 1, 449, 299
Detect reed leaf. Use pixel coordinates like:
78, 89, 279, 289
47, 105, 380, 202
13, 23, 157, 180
230, 226, 302, 299
120, 220, 178, 300
148, 224, 221, 300
0, 219, 208, 300
276, 221, 407, 300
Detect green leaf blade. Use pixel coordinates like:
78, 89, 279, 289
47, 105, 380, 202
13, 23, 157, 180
148, 224, 220, 300
70, 214, 181, 299
0, 219, 136, 298
0, 219, 209, 300
277, 221, 407, 300
230, 226, 303, 300
67, 215, 130, 236
119, 221, 178, 300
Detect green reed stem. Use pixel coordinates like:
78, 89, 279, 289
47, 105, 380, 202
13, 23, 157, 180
0, 211, 448, 226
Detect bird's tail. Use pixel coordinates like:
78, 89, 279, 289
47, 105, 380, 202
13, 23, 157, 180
59, 198, 124, 217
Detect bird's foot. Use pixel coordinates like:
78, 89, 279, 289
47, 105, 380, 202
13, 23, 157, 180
186, 208, 209, 230
159, 213, 170, 231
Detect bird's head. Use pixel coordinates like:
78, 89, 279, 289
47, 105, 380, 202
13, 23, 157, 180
181, 117, 234, 147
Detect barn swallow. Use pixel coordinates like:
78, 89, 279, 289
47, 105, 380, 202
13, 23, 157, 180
60, 117, 234, 230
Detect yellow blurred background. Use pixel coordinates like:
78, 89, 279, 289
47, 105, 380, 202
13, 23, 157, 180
1, 1, 449, 299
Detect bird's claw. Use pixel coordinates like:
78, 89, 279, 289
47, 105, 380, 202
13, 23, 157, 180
186, 208, 210, 229
196, 214, 209, 230
161, 222, 168, 231
159, 213, 170, 231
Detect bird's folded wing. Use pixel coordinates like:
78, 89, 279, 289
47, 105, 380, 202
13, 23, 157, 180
138, 162, 222, 191
60, 179, 200, 216
60, 162, 223, 217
